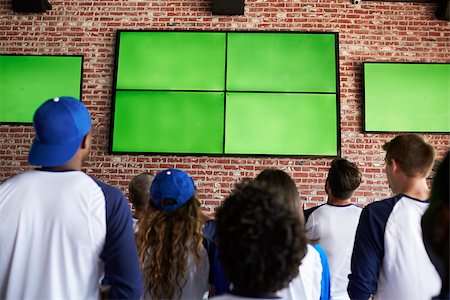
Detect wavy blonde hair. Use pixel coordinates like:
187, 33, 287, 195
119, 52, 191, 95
136, 197, 203, 299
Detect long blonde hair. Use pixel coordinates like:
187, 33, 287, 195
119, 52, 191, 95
136, 197, 203, 299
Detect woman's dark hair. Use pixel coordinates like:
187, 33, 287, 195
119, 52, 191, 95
216, 180, 307, 295
326, 158, 362, 200
256, 168, 300, 212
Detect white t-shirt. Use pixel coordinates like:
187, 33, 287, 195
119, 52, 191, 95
305, 203, 362, 300
277, 244, 323, 300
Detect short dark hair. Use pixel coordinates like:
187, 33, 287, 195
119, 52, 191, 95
326, 158, 362, 200
255, 168, 300, 212
383, 134, 435, 178
216, 181, 307, 295
128, 172, 154, 213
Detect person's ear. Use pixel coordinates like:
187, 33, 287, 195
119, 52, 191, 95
390, 159, 399, 173
80, 132, 91, 150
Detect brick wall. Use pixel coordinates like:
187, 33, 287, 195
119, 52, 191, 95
1, 0, 449, 213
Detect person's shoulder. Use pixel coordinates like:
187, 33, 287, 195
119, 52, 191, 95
90, 177, 123, 194
364, 195, 401, 212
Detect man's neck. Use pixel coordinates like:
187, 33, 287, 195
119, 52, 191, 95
396, 178, 430, 201
327, 196, 351, 206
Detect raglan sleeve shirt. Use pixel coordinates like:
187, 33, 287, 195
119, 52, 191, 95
95, 179, 143, 299
347, 200, 394, 300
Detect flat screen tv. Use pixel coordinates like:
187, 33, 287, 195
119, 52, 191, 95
111, 31, 340, 156
0, 55, 83, 124
112, 91, 224, 154
363, 62, 450, 133
225, 92, 338, 155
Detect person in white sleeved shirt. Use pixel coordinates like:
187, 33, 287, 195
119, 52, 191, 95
348, 134, 441, 300
212, 180, 307, 300
0, 97, 142, 300
304, 158, 362, 300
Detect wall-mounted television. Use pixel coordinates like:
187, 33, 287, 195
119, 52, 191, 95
0, 54, 83, 124
111, 31, 340, 156
363, 62, 450, 133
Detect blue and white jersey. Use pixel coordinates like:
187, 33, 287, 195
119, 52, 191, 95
277, 244, 326, 300
305, 203, 362, 300
348, 194, 440, 300
0, 170, 142, 300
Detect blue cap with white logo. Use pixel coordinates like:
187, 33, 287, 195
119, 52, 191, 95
28, 96, 92, 167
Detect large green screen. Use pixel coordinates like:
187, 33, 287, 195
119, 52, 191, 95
364, 63, 450, 133
0, 55, 83, 123
112, 91, 224, 154
111, 31, 339, 156
227, 32, 337, 92
116, 31, 226, 91
225, 93, 337, 155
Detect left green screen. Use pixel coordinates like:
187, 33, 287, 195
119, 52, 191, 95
0, 55, 83, 123
112, 91, 224, 154
116, 31, 226, 91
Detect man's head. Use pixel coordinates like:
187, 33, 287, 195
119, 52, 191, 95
326, 158, 362, 201
216, 180, 307, 296
422, 151, 449, 289
383, 134, 435, 178
28, 97, 92, 168
129, 172, 155, 215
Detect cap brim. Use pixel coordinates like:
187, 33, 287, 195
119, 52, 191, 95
28, 137, 83, 167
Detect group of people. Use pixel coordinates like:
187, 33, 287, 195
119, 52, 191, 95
0, 96, 448, 300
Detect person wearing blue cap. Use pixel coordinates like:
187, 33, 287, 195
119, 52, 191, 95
0, 97, 142, 299
135, 168, 210, 299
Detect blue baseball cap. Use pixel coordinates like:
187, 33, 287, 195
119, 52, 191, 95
150, 168, 195, 212
28, 96, 92, 167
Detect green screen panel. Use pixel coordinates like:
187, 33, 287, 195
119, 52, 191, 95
112, 91, 224, 154
0, 55, 82, 123
364, 63, 450, 133
116, 31, 226, 91
226, 33, 337, 93
225, 93, 338, 155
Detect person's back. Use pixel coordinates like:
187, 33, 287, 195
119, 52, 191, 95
255, 169, 330, 300
136, 168, 209, 300
0, 97, 142, 299
277, 243, 326, 300
348, 134, 440, 300
305, 158, 362, 300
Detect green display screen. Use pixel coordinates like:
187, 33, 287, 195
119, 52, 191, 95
0, 55, 83, 123
116, 31, 226, 91
227, 32, 337, 93
112, 91, 224, 154
111, 31, 339, 156
225, 93, 337, 155
364, 63, 450, 133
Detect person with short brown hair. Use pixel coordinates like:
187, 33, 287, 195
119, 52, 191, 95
348, 134, 440, 300
304, 158, 362, 300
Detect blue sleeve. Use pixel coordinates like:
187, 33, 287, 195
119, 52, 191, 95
312, 244, 331, 300
347, 198, 397, 300
95, 179, 143, 300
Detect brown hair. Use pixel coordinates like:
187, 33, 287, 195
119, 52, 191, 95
326, 158, 362, 200
128, 172, 154, 213
135, 196, 203, 299
383, 134, 435, 178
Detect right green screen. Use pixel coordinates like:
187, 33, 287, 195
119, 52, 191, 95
364, 63, 450, 133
